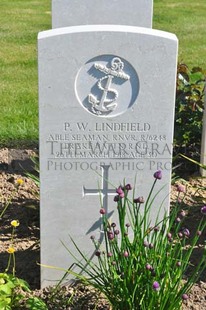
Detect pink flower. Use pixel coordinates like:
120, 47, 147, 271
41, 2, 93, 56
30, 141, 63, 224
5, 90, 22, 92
178, 232, 183, 238
177, 184, 185, 193
180, 210, 186, 217
143, 240, 149, 247
116, 186, 124, 195
146, 263, 152, 270
182, 294, 189, 300
123, 250, 129, 257
167, 232, 172, 239
107, 232, 114, 240
116, 186, 125, 198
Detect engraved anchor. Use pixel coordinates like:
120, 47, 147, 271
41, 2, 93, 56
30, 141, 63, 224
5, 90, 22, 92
88, 57, 130, 115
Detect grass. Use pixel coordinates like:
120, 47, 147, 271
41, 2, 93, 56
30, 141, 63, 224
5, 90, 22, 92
0, 0, 205, 147
153, 0, 206, 68
0, 0, 51, 147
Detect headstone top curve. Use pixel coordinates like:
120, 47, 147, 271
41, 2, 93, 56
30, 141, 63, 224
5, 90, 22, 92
38, 25, 178, 42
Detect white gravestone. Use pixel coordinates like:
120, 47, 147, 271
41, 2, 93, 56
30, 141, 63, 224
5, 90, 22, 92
200, 88, 206, 176
38, 25, 178, 287
52, 0, 153, 28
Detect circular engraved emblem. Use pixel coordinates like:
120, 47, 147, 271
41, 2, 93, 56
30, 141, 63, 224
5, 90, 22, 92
75, 55, 139, 117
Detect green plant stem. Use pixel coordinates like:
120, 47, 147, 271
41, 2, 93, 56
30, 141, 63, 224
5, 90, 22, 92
0, 190, 16, 218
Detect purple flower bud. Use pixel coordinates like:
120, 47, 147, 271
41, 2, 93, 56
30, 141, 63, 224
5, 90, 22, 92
178, 232, 183, 238
100, 208, 106, 215
197, 230, 202, 236
119, 192, 125, 198
111, 222, 116, 228
143, 240, 149, 247
146, 263, 152, 270
183, 228, 190, 237
116, 186, 124, 195
133, 196, 145, 204
153, 170, 162, 180
176, 217, 181, 223
201, 206, 206, 215
176, 261, 181, 267
123, 251, 129, 257
180, 210, 186, 217
182, 294, 189, 301
154, 226, 160, 232
125, 183, 132, 191
114, 229, 120, 235
107, 232, 115, 240
152, 281, 160, 291
125, 223, 130, 228
107, 252, 113, 257
149, 243, 154, 249
177, 184, 185, 193
113, 195, 120, 202
167, 232, 172, 239
95, 250, 101, 257
90, 235, 95, 240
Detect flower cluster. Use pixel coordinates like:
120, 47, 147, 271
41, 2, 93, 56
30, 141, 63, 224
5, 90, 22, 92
113, 183, 132, 202
5, 219, 20, 275
70, 171, 206, 309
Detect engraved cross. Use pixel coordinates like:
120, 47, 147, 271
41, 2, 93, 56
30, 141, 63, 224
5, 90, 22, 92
83, 165, 116, 214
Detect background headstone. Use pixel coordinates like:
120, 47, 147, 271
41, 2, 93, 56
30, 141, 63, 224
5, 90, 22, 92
38, 25, 178, 287
52, 0, 153, 28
